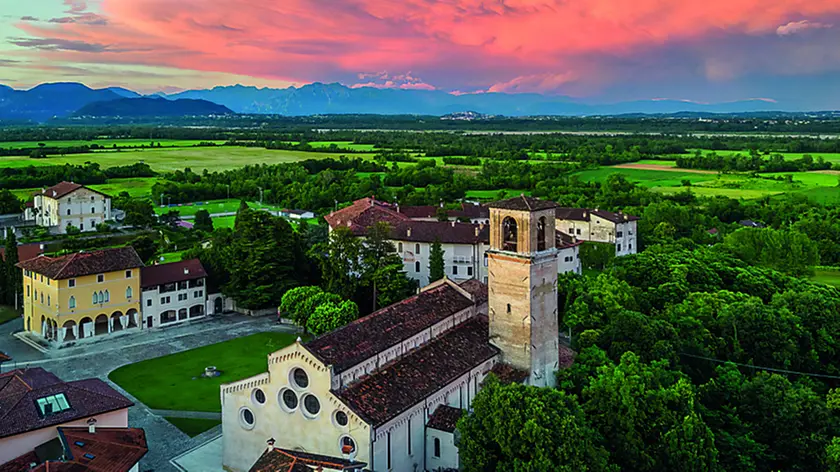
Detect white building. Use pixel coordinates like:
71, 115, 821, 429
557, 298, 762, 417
27, 182, 112, 234
221, 196, 576, 472
555, 207, 640, 256
140, 258, 208, 329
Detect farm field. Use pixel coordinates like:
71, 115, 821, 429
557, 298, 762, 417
155, 199, 287, 217
0, 147, 376, 172
307, 141, 378, 151
0, 139, 228, 149
10, 177, 161, 201
108, 332, 299, 412
466, 189, 532, 200
685, 149, 840, 164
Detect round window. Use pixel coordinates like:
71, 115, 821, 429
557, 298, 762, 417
280, 388, 298, 412
340, 436, 356, 454
292, 368, 309, 389
239, 407, 255, 429
253, 388, 266, 405
303, 394, 320, 417
334, 410, 348, 427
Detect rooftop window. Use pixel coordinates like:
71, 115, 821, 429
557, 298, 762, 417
35, 393, 71, 417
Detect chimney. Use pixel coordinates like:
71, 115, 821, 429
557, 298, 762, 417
451, 221, 456, 228
369, 198, 374, 208
266, 438, 276, 452
184, 268, 190, 275
407, 227, 412, 237
87, 418, 97, 434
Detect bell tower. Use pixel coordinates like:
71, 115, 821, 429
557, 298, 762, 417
486, 195, 559, 388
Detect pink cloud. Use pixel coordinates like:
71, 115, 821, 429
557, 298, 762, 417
10, 0, 840, 94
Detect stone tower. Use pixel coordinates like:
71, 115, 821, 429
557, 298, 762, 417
486, 195, 560, 388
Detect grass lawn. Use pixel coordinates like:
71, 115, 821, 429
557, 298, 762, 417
652, 186, 785, 199
164, 417, 221, 437
307, 141, 378, 151
109, 332, 299, 412
155, 199, 290, 217
0, 305, 21, 325
89, 178, 162, 198
574, 167, 720, 187
465, 189, 532, 200
157, 251, 185, 264
811, 268, 840, 287
211, 215, 237, 229
684, 149, 840, 164
0, 147, 376, 172
0, 139, 228, 149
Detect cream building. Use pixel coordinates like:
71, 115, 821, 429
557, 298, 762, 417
30, 181, 112, 234
222, 195, 567, 472
555, 207, 640, 256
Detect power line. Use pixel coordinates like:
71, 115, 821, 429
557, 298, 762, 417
679, 353, 840, 380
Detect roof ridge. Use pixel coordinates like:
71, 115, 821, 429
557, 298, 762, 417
54, 252, 79, 279
65, 379, 132, 404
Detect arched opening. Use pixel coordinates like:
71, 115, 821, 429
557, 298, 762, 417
214, 297, 223, 314
160, 310, 177, 325
94, 314, 109, 335
178, 308, 188, 321
126, 309, 138, 328
502, 217, 518, 252
79, 317, 93, 339
63, 320, 77, 341
111, 311, 124, 332
189, 304, 204, 318
433, 437, 441, 457
537, 216, 546, 251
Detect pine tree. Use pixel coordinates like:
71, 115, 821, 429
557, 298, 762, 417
429, 239, 445, 283
4, 231, 21, 308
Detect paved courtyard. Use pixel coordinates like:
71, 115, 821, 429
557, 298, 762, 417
0, 314, 297, 472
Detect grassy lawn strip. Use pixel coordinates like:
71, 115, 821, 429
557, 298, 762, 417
0, 305, 21, 325
811, 268, 840, 287
164, 417, 221, 437
109, 332, 298, 412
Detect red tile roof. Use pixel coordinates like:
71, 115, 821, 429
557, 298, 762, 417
458, 279, 488, 305
0, 451, 39, 472
426, 405, 463, 433
0, 352, 11, 363
0, 243, 44, 263
448, 203, 489, 220
488, 363, 529, 384
390, 220, 489, 244
304, 281, 476, 374
38, 182, 84, 200
53, 427, 148, 472
141, 258, 206, 289
0, 368, 133, 439
17, 247, 143, 280
555, 207, 640, 223
396, 205, 439, 219
324, 198, 408, 234
556, 231, 584, 250
487, 195, 557, 211
334, 316, 498, 427
249, 448, 366, 472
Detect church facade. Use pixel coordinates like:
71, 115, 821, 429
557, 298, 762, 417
221, 196, 565, 472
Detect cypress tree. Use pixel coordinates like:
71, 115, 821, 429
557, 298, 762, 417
429, 239, 445, 283
4, 231, 21, 308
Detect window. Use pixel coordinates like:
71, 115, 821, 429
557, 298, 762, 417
47, 295, 50, 306
502, 217, 518, 251
291, 368, 309, 389
40, 293, 44, 304
564, 256, 573, 262
239, 407, 255, 429
483, 253, 488, 267
66, 209, 71, 216
36, 393, 71, 417
629, 243, 633, 251
68, 279, 76, 288
302, 394, 320, 417
467, 266, 473, 276
398, 242, 403, 253
506, 303, 511, 313
387, 432, 392, 469
93, 292, 98, 304
178, 293, 187, 302
415, 261, 421, 272
334, 410, 348, 427
97, 274, 104, 283
178, 281, 188, 291
408, 418, 412, 455
26, 286, 30, 297
146, 299, 152, 307
415, 243, 421, 254
252, 388, 266, 405
537, 216, 547, 251
433, 437, 441, 458
616, 244, 622, 252
452, 266, 458, 275
576, 228, 581, 235
160, 296, 171, 304
80, 224, 83, 231
569, 227, 574, 234
90, 196, 95, 202
90, 219, 95, 227
103, 290, 110, 302
126, 287, 133, 299
125, 270, 132, 278
194, 290, 203, 298
617, 231, 623, 238
341, 436, 356, 454
280, 388, 298, 411
90, 207, 95, 214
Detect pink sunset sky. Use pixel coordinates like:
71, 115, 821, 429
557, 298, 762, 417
2, 0, 840, 107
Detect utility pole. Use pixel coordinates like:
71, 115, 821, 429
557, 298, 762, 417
226, 184, 230, 200
258, 187, 264, 205
160, 193, 164, 207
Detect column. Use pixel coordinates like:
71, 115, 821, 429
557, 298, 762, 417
72, 324, 79, 338
41, 320, 47, 338
108, 317, 113, 333
58, 327, 65, 343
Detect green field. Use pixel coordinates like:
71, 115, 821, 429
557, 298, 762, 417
212, 215, 237, 229
157, 252, 185, 264
109, 332, 298, 412
0, 139, 228, 149
89, 178, 162, 198
164, 417, 221, 437
155, 199, 291, 217
466, 189, 533, 200
685, 149, 840, 164
0, 147, 376, 172
811, 268, 840, 287
307, 141, 378, 151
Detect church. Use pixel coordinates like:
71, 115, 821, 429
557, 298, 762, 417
221, 196, 568, 472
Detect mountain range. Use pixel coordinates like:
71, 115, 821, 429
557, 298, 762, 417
0, 81, 792, 121
74, 97, 232, 117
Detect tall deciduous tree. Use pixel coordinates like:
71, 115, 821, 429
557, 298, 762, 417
122, 198, 156, 228
193, 209, 214, 232
429, 239, 445, 283
279, 286, 342, 331
724, 227, 819, 276
458, 376, 615, 472
313, 226, 362, 301
130, 236, 157, 264
361, 222, 413, 311
0, 189, 22, 215
307, 300, 359, 335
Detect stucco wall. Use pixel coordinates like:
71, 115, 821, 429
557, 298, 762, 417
140, 279, 206, 328
426, 429, 458, 471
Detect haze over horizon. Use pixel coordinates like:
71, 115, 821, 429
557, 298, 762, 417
2, 0, 840, 109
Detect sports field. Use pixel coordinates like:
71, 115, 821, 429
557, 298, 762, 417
0, 147, 376, 172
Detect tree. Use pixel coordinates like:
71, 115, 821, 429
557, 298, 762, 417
313, 226, 362, 300
4, 231, 21, 307
159, 210, 181, 228
280, 286, 325, 328
429, 239, 445, 282
307, 300, 359, 335
130, 236, 157, 263
122, 198, 156, 228
0, 189, 23, 215
238, 199, 249, 213
724, 227, 818, 276
457, 376, 615, 472
194, 209, 214, 232
360, 222, 413, 311
436, 207, 449, 221
829, 438, 840, 472
579, 242, 616, 270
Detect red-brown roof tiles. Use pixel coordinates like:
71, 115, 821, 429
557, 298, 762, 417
250, 448, 366, 472
0, 243, 44, 263
396, 205, 439, 219
390, 220, 489, 245
488, 363, 529, 384
458, 279, 488, 305
426, 405, 463, 433
141, 258, 207, 289
38, 182, 84, 200
0, 368, 134, 439
0, 352, 11, 363
0, 451, 39, 472
334, 317, 498, 427
487, 195, 557, 211
17, 247, 143, 280
555, 231, 583, 250
324, 198, 408, 233
52, 427, 148, 472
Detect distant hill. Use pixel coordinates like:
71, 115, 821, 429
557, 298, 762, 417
105, 87, 141, 98
0, 83, 122, 121
74, 97, 233, 117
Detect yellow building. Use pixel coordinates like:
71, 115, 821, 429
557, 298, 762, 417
18, 246, 144, 344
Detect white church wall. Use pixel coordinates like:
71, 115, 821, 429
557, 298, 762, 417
426, 429, 458, 472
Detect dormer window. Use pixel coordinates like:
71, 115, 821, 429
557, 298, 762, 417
35, 393, 71, 417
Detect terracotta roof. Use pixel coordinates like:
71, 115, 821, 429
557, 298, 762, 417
488, 363, 529, 384
141, 258, 206, 289
250, 447, 366, 472
38, 182, 83, 200
334, 317, 498, 427
324, 198, 408, 233
397, 205, 439, 219
304, 281, 476, 374
556, 231, 583, 250
458, 279, 488, 305
397, 203, 489, 221
0, 368, 133, 439
487, 195, 557, 211
0, 451, 39, 472
390, 220, 489, 245
50, 427, 148, 472
17, 247, 143, 280
449, 203, 489, 220
426, 405, 463, 433
0, 243, 44, 263
591, 209, 640, 223
0, 352, 11, 363
555, 207, 640, 223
